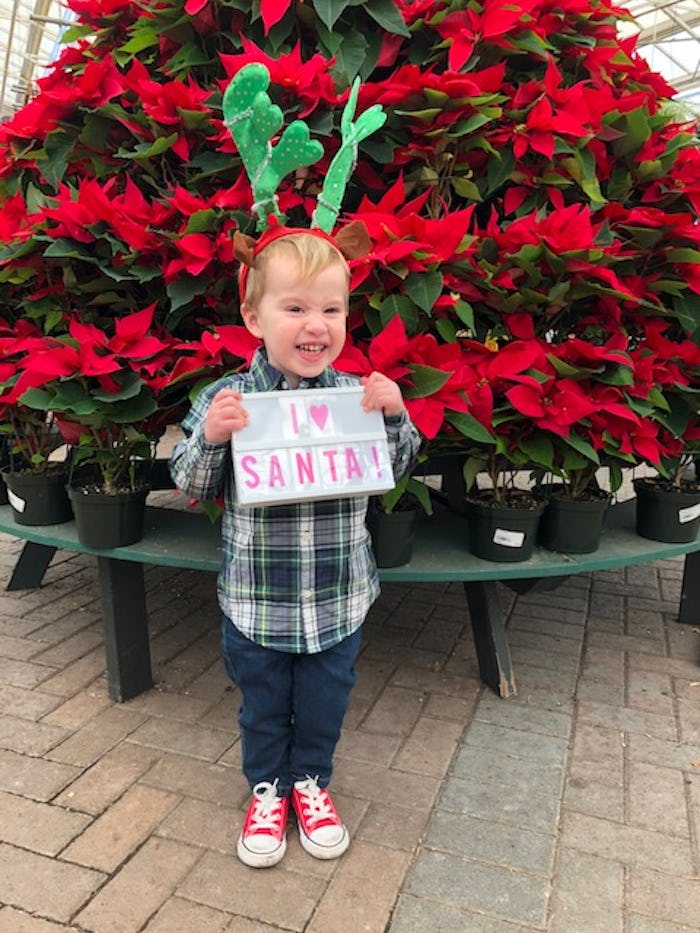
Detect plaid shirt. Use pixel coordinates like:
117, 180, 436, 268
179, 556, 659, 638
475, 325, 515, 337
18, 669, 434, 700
170, 349, 421, 654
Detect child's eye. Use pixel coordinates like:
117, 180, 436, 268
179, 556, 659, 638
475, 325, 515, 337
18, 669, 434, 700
324, 307, 342, 315
288, 306, 304, 314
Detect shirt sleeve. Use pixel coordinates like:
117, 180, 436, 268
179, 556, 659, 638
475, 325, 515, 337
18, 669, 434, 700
169, 380, 233, 501
384, 411, 421, 482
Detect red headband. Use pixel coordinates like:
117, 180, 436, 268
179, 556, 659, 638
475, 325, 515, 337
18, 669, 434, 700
233, 220, 371, 303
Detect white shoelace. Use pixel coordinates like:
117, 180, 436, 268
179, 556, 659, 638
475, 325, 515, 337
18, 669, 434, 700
249, 780, 284, 832
295, 776, 335, 827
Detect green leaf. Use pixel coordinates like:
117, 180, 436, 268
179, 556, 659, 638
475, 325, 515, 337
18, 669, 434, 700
315, 18, 343, 54
360, 136, 396, 164
189, 151, 239, 179
167, 275, 207, 313
597, 365, 634, 386
666, 392, 696, 436
454, 300, 475, 331
185, 210, 218, 234
118, 27, 159, 55
405, 270, 443, 313
105, 391, 158, 424
158, 43, 213, 77
463, 455, 488, 490
452, 177, 482, 201
92, 373, 144, 404
647, 386, 671, 411
60, 23, 93, 43
635, 159, 662, 181
17, 387, 51, 411
116, 134, 179, 160
379, 295, 419, 332
649, 279, 690, 296
675, 291, 700, 339
563, 433, 600, 465
403, 364, 451, 399
520, 436, 554, 469
396, 106, 443, 123
667, 248, 700, 264
514, 30, 554, 56
333, 30, 370, 84
41, 132, 74, 188
444, 411, 494, 443
43, 239, 97, 263
311, 0, 352, 31
364, 0, 411, 36
407, 478, 433, 514
485, 148, 515, 197
435, 318, 458, 342
562, 148, 607, 208
448, 113, 493, 137
614, 108, 651, 156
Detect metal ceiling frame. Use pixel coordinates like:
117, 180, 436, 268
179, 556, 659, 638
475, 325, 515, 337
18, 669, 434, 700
620, 0, 700, 97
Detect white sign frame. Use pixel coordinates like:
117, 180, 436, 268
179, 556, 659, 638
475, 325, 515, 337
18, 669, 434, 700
231, 386, 395, 506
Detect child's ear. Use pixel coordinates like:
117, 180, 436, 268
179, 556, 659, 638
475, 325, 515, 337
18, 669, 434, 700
241, 304, 263, 339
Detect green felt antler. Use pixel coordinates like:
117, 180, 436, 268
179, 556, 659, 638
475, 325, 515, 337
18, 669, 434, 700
312, 78, 387, 233
223, 64, 386, 234
223, 63, 324, 231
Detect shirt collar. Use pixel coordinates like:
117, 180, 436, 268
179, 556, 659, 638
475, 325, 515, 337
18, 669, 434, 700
248, 348, 337, 391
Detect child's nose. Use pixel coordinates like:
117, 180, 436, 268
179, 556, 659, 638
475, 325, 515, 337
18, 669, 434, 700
305, 312, 327, 332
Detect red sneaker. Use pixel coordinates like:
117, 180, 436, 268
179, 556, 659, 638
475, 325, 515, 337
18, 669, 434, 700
237, 781, 289, 868
291, 777, 349, 860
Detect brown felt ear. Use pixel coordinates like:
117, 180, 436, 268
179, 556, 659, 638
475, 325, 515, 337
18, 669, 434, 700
233, 231, 257, 267
334, 220, 371, 260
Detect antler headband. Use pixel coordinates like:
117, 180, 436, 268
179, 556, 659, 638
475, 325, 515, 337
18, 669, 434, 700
222, 62, 386, 299
223, 63, 386, 233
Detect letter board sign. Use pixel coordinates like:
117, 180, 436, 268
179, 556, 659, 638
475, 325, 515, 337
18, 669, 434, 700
231, 387, 395, 506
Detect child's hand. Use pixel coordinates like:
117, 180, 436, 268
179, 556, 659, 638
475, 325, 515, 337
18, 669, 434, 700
360, 372, 406, 418
204, 389, 249, 444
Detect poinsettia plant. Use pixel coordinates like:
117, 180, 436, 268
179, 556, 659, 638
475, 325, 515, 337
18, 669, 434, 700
15, 307, 181, 492
624, 320, 700, 487
0, 320, 68, 474
0, 0, 698, 499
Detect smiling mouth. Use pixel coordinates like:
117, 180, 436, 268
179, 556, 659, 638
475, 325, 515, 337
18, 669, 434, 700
297, 344, 326, 353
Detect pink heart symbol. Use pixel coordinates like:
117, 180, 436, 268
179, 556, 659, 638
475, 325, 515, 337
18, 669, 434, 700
310, 404, 329, 431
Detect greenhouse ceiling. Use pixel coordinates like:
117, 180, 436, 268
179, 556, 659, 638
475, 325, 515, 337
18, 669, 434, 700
0, 0, 699, 121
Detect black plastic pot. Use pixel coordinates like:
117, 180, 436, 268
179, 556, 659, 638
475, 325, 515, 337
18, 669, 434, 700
539, 491, 610, 554
1, 466, 72, 525
367, 508, 417, 568
466, 495, 544, 562
633, 478, 700, 544
68, 485, 149, 548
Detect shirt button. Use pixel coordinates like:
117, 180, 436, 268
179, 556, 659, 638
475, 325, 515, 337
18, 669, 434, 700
302, 589, 313, 600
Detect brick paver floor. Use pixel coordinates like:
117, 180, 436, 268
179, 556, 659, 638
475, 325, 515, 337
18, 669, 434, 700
0, 513, 698, 931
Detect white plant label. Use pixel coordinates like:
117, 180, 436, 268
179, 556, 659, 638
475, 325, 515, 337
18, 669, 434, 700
7, 489, 25, 513
678, 503, 700, 524
492, 528, 525, 548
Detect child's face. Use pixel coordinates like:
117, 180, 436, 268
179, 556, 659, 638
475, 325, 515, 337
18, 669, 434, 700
242, 252, 348, 388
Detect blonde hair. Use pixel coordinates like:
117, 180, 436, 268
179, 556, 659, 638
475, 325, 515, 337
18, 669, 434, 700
241, 234, 350, 309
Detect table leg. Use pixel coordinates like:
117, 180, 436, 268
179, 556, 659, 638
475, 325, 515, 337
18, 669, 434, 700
6, 542, 57, 590
679, 551, 699, 625
464, 580, 517, 698
97, 557, 153, 702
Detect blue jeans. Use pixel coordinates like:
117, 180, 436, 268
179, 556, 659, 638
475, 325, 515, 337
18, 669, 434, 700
221, 616, 362, 797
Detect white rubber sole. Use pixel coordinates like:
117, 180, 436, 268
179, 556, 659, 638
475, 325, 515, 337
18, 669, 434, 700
237, 832, 287, 868
297, 822, 350, 860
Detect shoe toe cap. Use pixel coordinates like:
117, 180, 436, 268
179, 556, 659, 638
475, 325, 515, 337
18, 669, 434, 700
308, 824, 345, 847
